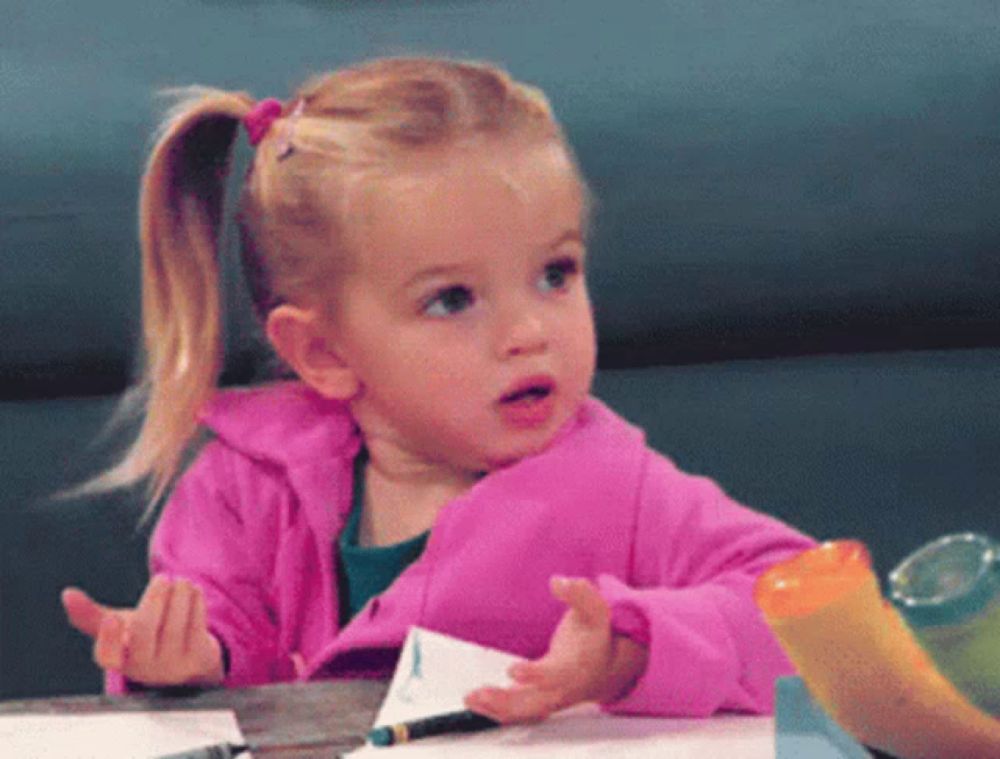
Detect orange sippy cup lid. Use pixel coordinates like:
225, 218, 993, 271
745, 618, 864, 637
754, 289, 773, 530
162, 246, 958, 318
754, 540, 873, 619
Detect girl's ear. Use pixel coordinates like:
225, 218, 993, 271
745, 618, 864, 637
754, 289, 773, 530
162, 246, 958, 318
265, 305, 361, 400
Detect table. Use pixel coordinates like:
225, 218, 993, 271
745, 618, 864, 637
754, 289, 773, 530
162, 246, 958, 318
0, 680, 390, 757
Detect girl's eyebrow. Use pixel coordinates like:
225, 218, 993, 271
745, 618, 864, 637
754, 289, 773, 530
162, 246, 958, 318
547, 229, 583, 249
400, 229, 584, 292
401, 264, 467, 292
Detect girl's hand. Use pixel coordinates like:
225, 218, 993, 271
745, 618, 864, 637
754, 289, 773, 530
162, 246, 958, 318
61, 575, 225, 688
463, 576, 649, 724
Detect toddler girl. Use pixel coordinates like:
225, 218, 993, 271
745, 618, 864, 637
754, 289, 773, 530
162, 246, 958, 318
62, 57, 814, 722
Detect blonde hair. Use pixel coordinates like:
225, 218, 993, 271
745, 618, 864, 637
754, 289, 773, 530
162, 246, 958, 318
91, 57, 587, 514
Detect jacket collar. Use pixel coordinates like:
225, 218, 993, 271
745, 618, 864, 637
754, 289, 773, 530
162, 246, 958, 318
198, 386, 628, 473
196, 387, 635, 541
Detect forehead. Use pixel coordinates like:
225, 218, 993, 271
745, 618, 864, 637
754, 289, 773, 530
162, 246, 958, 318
349, 139, 585, 276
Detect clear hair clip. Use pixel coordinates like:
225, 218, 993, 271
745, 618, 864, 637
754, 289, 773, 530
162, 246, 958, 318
276, 99, 305, 161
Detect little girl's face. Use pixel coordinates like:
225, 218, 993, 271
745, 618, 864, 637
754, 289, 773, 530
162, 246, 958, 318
330, 138, 596, 473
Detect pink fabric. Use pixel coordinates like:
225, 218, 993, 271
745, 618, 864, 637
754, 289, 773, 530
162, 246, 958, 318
243, 98, 283, 146
107, 382, 815, 716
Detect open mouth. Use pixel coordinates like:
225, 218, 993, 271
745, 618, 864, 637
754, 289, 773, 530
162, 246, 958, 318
497, 376, 557, 428
500, 376, 555, 405
501, 384, 553, 404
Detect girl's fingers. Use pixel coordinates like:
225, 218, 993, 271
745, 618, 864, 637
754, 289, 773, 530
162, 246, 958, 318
159, 579, 194, 661
187, 585, 208, 654
511, 655, 599, 706
464, 687, 505, 722
551, 576, 608, 627
466, 685, 559, 725
94, 614, 127, 671
130, 575, 173, 663
61, 587, 110, 639
509, 660, 549, 685
187, 587, 224, 683
509, 657, 577, 690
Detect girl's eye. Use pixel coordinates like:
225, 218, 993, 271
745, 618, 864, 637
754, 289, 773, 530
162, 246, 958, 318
423, 285, 475, 317
538, 257, 579, 293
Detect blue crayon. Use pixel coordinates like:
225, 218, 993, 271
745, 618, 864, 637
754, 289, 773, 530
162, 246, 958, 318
368, 709, 500, 746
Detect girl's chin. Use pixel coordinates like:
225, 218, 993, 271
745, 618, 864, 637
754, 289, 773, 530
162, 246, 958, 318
480, 433, 560, 471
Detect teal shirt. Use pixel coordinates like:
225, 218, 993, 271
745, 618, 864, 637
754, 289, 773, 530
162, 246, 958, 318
336, 451, 429, 625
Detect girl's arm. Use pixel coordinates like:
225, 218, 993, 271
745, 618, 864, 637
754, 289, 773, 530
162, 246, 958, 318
63, 440, 281, 693
464, 575, 648, 723
62, 576, 225, 689
138, 440, 287, 690
593, 449, 817, 717
465, 449, 815, 722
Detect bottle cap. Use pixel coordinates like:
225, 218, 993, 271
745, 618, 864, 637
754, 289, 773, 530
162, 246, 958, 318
889, 532, 1000, 627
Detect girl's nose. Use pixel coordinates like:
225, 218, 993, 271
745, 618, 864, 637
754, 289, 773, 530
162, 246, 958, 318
495, 306, 548, 359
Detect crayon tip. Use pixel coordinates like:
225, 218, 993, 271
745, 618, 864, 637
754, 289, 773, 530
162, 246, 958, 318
367, 726, 394, 747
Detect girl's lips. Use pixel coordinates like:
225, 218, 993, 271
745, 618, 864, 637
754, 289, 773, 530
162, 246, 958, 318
499, 374, 556, 403
497, 376, 557, 429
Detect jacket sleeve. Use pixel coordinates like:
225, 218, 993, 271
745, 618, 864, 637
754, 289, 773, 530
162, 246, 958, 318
105, 441, 290, 694
596, 449, 816, 717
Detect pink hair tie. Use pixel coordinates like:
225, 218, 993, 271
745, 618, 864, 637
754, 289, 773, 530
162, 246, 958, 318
243, 98, 284, 146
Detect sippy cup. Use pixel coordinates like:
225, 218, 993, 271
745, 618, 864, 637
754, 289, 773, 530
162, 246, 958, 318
755, 539, 1000, 758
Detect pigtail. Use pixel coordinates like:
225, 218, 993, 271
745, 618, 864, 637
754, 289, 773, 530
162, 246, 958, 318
87, 88, 254, 516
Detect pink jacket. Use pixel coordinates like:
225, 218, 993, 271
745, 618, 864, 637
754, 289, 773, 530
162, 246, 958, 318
109, 382, 814, 716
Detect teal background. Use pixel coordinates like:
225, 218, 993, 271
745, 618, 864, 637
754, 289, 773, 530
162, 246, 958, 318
2, 0, 999, 699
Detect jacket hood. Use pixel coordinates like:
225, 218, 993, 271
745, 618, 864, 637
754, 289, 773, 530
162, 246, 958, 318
198, 381, 360, 468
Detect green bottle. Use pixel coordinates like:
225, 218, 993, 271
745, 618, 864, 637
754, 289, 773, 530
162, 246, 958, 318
889, 532, 1000, 716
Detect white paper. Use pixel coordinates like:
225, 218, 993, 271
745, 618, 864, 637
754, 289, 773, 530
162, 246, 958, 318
374, 626, 524, 726
0, 709, 249, 759
348, 626, 774, 758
